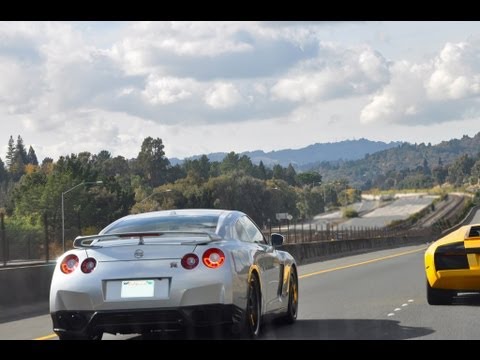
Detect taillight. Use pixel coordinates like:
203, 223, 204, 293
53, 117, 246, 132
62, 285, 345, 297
435, 241, 469, 270
60, 254, 79, 274
81, 258, 97, 273
202, 248, 225, 269
181, 253, 199, 269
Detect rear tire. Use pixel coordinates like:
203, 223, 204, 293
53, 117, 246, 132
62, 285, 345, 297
282, 270, 298, 324
241, 274, 262, 338
426, 280, 455, 305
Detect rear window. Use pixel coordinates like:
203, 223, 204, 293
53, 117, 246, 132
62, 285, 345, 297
103, 214, 220, 234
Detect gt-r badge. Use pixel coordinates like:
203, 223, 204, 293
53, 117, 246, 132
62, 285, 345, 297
134, 249, 144, 258
170, 262, 178, 268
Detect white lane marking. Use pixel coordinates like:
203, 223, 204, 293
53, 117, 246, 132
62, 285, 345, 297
387, 299, 415, 317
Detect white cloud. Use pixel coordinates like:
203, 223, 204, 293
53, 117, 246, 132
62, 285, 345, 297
0, 56, 43, 112
426, 42, 480, 100
205, 82, 243, 109
361, 40, 480, 125
2, 21, 480, 162
142, 75, 199, 105
271, 44, 390, 102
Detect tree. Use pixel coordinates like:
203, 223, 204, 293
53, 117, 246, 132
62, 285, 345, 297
207, 174, 272, 225
422, 158, 431, 176
15, 135, 28, 164
220, 152, 240, 174
296, 171, 322, 187
256, 161, 267, 180
432, 166, 448, 186
0, 157, 7, 183
5, 135, 15, 169
136, 137, 170, 187
272, 164, 285, 180
10, 136, 28, 181
447, 154, 475, 187
284, 164, 297, 186
183, 155, 210, 181
471, 159, 480, 185
27, 146, 38, 166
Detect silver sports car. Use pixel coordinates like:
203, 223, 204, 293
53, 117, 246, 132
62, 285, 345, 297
49, 209, 298, 339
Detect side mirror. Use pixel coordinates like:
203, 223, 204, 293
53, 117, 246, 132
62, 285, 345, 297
271, 233, 284, 247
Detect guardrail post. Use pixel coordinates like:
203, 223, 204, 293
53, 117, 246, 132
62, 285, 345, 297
1, 212, 6, 266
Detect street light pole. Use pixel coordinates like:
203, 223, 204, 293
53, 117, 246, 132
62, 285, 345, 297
138, 189, 172, 204
61, 180, 103, 253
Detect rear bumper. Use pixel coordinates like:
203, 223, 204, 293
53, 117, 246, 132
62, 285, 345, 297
52, 304, 243, 336
428, 269, 480, 291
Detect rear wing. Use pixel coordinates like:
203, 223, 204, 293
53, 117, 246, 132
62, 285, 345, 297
73, 231, 222, 249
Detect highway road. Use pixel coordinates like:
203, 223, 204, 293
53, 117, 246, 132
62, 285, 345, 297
3, 239, 480, 340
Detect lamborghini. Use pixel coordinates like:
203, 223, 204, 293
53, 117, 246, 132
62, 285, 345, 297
425, 223, 480, 305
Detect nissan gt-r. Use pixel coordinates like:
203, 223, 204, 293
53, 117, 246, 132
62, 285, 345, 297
49, 209, 298, 339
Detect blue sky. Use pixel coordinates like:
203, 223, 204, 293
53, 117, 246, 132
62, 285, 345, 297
1, 21, 480, 162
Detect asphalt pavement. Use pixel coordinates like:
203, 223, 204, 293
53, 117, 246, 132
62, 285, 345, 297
3, 242, 480, 340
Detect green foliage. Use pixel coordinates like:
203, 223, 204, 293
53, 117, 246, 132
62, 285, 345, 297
0, 157, 7, 184
296, 171, 322, 187
312, 132, 480, 190
343, 208, 359, 218
3, 134, 374, 245
136, 137, 170, 187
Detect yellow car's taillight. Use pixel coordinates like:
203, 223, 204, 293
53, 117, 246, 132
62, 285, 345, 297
434, 242, 468, 270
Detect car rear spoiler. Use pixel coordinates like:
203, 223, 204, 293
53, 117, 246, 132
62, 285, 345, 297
73, 231, 222, 249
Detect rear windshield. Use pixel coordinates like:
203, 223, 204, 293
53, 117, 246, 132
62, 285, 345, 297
103, 214, 220, 234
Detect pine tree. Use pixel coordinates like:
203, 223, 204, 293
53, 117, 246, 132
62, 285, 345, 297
0, 157, 7, 183
27, 145, 38, 165
6, 135, 15, 169
15, 135, 28, 164
257, 161, 267, 180
10, 135, 27, 180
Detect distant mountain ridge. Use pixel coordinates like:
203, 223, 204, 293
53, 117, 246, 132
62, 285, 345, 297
170, 138, 403, 168
311, 132, 480, 189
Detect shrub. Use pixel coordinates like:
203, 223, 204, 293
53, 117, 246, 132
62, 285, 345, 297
343, 208, 359, 218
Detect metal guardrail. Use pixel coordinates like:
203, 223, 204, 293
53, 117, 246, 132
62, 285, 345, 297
263, 222, 433, 244
440, 205, 480, 236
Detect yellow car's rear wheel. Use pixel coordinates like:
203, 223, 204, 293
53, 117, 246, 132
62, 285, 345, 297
426, 280, 455, 305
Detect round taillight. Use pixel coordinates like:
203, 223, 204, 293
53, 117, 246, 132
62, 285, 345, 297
202, 248, 225, 269
60, 254, 79, 274
181, 253, 199, 269
81, 258, 97, 273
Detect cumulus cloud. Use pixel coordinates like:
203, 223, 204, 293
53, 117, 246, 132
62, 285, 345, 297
271, 44, 390, 102
426, 42, 480, 100
109, 21, 320, 80
205, 82, 243, 109
361, 41, 480, 125
3, 21, 480, 161
142, 75, 199, 105
0, 56, 44, 112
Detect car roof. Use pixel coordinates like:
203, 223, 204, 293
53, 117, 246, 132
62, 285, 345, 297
122, 208, 237, 219
99, 208, 247, 235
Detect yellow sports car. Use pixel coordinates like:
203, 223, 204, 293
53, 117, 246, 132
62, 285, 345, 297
425, 224, 480, 305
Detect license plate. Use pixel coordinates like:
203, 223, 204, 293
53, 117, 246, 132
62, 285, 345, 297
121, 279, 155, 298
